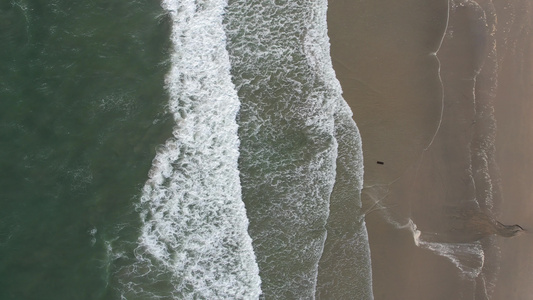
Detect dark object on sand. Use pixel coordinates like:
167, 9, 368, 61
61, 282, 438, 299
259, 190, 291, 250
377, 161, 384, 165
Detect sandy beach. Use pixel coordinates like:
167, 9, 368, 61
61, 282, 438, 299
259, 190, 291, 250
327, 0, 533, 299
491, 1, 533, 298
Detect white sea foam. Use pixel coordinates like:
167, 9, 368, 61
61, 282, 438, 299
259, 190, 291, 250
419, 240, 485, 279
305, 1, 371, 298
409, 219, 485, 279
222, 0, 371, 298
119, 1, 261, 298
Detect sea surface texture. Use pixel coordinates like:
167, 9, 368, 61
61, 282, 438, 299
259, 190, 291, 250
0, 0, 368, 299
2, 0, 530, 299
224, 0, 369, 299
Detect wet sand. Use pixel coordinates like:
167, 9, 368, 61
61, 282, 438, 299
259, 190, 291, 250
492, 1, 533, 299
327, 0, 532, 299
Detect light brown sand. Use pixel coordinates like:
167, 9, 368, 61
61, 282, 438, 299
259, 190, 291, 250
327, 1, 463, 298
327, 0, 447, 187
492, 1, 533, 299
327, 0, 532, 299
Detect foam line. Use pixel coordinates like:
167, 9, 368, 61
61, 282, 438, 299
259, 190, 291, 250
118, 1, 262, 298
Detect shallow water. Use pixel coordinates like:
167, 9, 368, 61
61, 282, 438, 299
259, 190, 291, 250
224, 0, 368, 298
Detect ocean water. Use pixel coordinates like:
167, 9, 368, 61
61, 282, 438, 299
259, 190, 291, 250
1, 1, 368, 299
1, 1, 175, 299
224, 0, 369, 298
4, 0, 518, 298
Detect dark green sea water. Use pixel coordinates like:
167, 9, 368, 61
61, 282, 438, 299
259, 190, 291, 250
0, 1, 173, 298
0, 1, 373, 298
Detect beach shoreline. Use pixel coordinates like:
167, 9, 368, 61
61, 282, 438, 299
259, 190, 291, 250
327, 0, 532, 298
